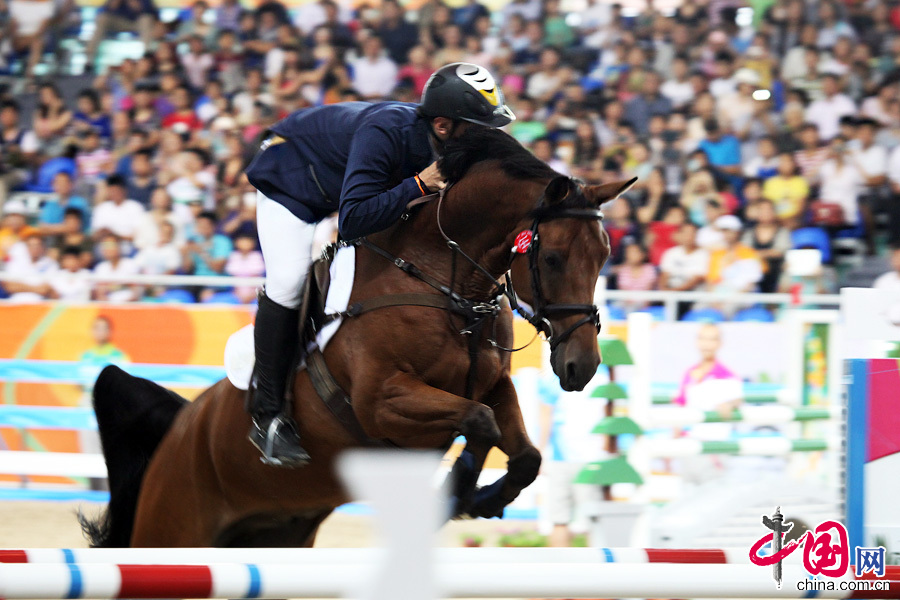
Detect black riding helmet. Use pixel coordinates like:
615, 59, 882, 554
420, 63, 516, 128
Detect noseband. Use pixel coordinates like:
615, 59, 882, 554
506, 207, 605, 351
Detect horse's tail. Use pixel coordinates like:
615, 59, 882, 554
78, 365, 188, 547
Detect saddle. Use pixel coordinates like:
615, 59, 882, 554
295, 245, 392, 447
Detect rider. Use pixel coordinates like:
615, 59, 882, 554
243, 63, 515, 467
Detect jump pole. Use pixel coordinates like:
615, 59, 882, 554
0, 562, 895, 599
0, 546, 802, 565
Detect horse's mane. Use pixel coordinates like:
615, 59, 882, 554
439, 127, 560, 185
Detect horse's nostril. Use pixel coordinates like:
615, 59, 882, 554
565, 361, 577, 382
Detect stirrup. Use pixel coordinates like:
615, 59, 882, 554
249, 416, 311, 468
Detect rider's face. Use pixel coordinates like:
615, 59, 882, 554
431, 117, 473, 142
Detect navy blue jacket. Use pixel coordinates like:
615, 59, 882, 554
245, 102, 435, 240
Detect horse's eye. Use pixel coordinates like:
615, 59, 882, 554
543, 252, 564, 271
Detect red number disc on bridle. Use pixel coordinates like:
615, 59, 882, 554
514, 231, 533, 253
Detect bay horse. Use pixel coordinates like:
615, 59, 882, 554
81, 128, 636, 547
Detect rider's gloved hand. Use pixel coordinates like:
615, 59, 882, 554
418, 161, 446, 192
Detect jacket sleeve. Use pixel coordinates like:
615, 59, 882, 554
338, 123, 424, 240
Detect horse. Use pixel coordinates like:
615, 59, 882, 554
80, 128, 636, 548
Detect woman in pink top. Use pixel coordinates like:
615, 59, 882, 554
225, 233, 265, 303
674, 322, 739, 407
616, 241, 658, 310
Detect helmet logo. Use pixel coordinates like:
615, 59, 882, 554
455, 64, 500, 107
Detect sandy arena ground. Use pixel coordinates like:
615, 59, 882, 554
0, 501, 535, 548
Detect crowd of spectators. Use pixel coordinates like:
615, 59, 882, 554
0, 0, 899, 307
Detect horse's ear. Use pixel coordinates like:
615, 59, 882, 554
543, 176, 574, 205
585, 177, 638, 205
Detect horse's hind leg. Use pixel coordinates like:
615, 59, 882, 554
214, 510, 333, 547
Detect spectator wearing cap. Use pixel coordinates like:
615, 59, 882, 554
2, 235, 58, 302
624, 71, 672, 136
806, 74, 856, 141
85, 0, 157, 70
92, 233, 140, 302
0, 200, 38, 262
761, 152, 809, 228
706, 215, 763, 293
350, 36, 399, 101
91, 174, 147, 245
718, 68, 762, 140
38, 172, 91, 237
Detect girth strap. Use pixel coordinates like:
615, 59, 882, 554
343, 293, 458, 319
306, 348, 392, 448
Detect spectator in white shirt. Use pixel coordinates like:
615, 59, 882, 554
92, 234, 140, 303
805, 73, 856, 141
3, 235, 58, 302
91, 174, 147, 247
659, 221, 710, 318
889, 145, 900, 247
660, 222, 710, 292
850, 118, 888, 254
873, 246, 900, 292
165, 149, 217, 209
661, 54, 695, 109
819, 136, 864, 226
48, 246, 91, 302
350, 36, 399, 100
134, 221, 182, 276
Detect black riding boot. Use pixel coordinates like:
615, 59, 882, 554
247, 291, 311, 467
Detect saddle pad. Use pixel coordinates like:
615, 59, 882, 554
224, 246, 356, 390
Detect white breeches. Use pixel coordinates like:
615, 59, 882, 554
256, 191, 317, 309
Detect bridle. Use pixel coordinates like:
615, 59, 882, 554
433, 182, 606, 352
506, 207, 605, 351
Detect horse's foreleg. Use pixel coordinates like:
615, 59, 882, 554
363, 373, 501, 517
468, 376, 542, 519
